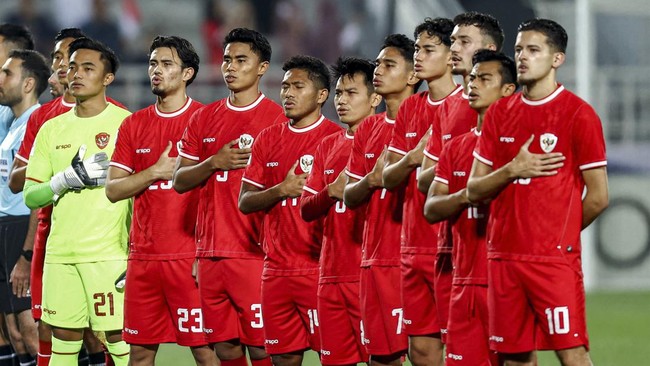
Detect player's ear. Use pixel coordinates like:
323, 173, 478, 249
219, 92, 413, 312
103, 72, 115, 86
257, 61, 270, 77
552, 52, 565, 69
317, 88, 329, 105
22, 76, 36, 95
182, 67, 195, 83
406, 70, 419, 87
502, 82, 516, 97
370, 92, 382, 108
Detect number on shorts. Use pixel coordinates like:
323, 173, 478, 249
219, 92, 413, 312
281, 198, 298, 207
216, 171, 228, 182
177, 308, 203, 333
544, 306, 570, 335
251, 303, 263, 329
93, 292, 115, 316
467, 206, 485, 219
307, 309, 319, 334
391, 308, 403, 335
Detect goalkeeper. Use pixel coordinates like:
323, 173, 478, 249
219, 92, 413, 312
22, 38, 131, 366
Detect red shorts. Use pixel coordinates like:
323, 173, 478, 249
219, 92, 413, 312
261, 274, 320, 354
434, 252, 453, 342
488, 259, 589, 353
318, 282, 368, 365
446, 284, 496, 365
359, 266, 408, 356
400, 253, 440, 336
123, 258, 207, 346
198, 258, 264, 346
30, 218, 50, 320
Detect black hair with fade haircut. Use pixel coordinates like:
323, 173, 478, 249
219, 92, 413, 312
518, 18, 568, 53
8, 49, 51, 96
282, 55, 331, 94
68, 37, 119, 75
331, 57, 375, 95
472, 49, 518, 88
414, 17, 454, 47
453, 12, 504, 51
54, 28, 86, 42
224, 28, 272, 63
380, 34, 424, 91
0, 24, 34, 50
149, 35, 200, 85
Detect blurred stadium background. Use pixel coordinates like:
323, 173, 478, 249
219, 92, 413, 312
2, 0, 649, 364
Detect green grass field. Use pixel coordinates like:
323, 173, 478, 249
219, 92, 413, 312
155, 291, 650, 365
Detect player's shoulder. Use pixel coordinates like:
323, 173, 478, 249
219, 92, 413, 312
322, 117, 343, 133
107, 96, 129, 110
105, 102, 132, 120
320, 129, 344, 146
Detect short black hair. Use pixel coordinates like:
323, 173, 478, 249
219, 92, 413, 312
54, 28, 86, 42
224, 28, 272, 63
381, 34, 424, 91
518, 18, 568, 53
0, 24, 34, 51
453, 12, 504, 51
414, 17, 454, 47
8, 49, 51, 96
149, 35, 200, 85
331, 57, 375, 95
282, 55, 331, 94
472, 49, 518, 88
68, 37, 119, 74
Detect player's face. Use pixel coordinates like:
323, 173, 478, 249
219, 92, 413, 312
221, 42, 267, 93
47, 71, 64, 97
467, 61, 509, 113
0, 58, 25, 107
414, 33, 451, 81
53, 37, 74, 87
149, 46, 188, 97
373, 47, 414, 97
280, 68, 324, 120
334, 73, 377, 126
515, 31, 560, 86
450, 25, 487, 76
67, 49, 112, 100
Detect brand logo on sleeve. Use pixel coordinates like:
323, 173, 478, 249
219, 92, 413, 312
136, 148, 151, 154
324, 169, 335, 175
95, 133, 110, 149
299, 154, 314, 173
540, 133, 558, 153
364, 153, 375, 159
202, 137, 216, 143
266, 162, 279, 167
453, 171, 466, 177
238, 134, 254, 149
442, 134, 452, 140
405, 132, 417, 138
499, 136, 515, 143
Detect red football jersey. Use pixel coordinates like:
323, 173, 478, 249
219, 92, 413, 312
388, 88, 459, 254
17, 96, 126, 224
474, 86, 607, 261
435, 129, 488, 285
301, 131, 364, 283
422, 88, 475, 255
242, 115, 342, 276
110, 98, 203, 260
179, 94, 284, 259
345, 113, 403, 267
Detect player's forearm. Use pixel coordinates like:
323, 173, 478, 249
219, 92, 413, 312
343, 177, 374, 209
382, 153, 417, 190
300, 189, 336, 222
173, 159, 218, 193
9, 163, 26, 194
424, 189, 469, 223
417, 158, 436, 193
105, 169, 158, 203
21, 210, 38, 251
467, 165, 514, 203
582, 191, 609, 229
23, 179, 55, 208
238, 185, 285, 214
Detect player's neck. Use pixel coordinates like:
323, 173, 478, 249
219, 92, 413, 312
461, 73, 471, 94
290, 108, 322, 129
156, 92, 188, 113
10, 95, 38, 120
229, 87, 260, 107
63, 89, 76, 104
522, 73, 558, 100
427, 73, 457, 101
383, 89, 413, 120
476, 111, 486, 132
345, 113, 369, 135
74, 93, 109, 118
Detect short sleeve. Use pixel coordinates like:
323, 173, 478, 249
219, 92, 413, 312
473, 106, 498, 167
345, 119, 369, 180
434, 142, 453, 187
109, 116, 135, 173
572, 104, 607, 171
178, 111, 202, 161
242, 126, 269, 189
303, 137, 329, 195
388, 98, 411, 156
16, 107, 43, 162
25, 121, 53, 183
424, 107, 442, 161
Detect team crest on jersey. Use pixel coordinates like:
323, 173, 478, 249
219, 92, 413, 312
95, 132, 110, 149
299, 154, 314, 173
540, 133, 557, 153
239, 134, 254, 149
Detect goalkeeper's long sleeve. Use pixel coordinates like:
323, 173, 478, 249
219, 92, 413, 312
23, 179, 55, 209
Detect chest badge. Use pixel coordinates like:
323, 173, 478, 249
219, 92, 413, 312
239, 134, 254, 149
299, 154, 314, 173
540, 133, 557, 153
95, 132, 110, 149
